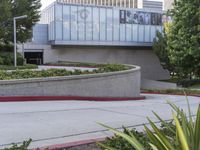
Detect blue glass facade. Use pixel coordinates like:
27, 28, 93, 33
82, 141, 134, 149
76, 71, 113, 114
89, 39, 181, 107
39, 2, 163, 46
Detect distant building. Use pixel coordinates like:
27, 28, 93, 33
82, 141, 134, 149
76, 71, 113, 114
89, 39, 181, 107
164, 0, 173, 10
57, 0, 138, 8
20, 0, 170, 80
138, 0, 163, 11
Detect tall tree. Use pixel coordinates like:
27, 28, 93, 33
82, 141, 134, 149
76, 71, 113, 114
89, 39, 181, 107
0, 0, 12, 45
0, 0, 41, 48
167, 0, 200, 78
11, 0, 41, 43
153, 29, 174, 76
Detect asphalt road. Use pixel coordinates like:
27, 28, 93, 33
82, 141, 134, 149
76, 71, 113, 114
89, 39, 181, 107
0, 94, 199, 149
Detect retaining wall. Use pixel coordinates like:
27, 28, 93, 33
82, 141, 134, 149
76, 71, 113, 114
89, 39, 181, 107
0, 65, 141, 97
20, 44, 170, 80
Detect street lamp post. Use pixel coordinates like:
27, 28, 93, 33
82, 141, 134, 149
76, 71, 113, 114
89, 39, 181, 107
13, 15, 27, 67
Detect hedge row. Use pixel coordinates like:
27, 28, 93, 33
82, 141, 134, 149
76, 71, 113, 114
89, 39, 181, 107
0, 64, 128, 80
0, 52, 24, 66
0, 64, 37, 70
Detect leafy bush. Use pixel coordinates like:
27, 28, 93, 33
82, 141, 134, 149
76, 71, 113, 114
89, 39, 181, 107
0, 52, 24, 65
47, 61, 105, 68
102, 121, 177, 150
97, 64, 129, 73
0, 64, 37, 70
2, 139, 31, 150
99, 99, 200, 150
178, 79, 200, 87
142, 89, 200, 95
0, 44, 14, 52
0, 56, 3, 64
0, 64, 128, 80
103, 127, 150, 150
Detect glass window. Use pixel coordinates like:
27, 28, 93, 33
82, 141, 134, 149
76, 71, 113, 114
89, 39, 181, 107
113, 9, 119, 41
85, 7, 92, 41
144, 25, 150, 42
100, 8, 106, 41
138, 25, 144, 42
150, 26, 156, 42
63, 5, 70, 40
56, 21, 62, 40
55, 4, 62, 21
132, 24, 138, 42
78, 6, 85, 41
92, 7, 99, 41
126, 24, 132, 41
120, 24, 125, 42
106, 9, 113, 41
71, 6, 78, 40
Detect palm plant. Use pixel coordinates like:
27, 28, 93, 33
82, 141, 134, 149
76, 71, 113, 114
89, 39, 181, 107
98, 98, 200, 150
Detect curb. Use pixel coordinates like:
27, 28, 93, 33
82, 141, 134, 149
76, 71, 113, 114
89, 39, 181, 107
0, 95, 146, 102
141, 92, 200, 97
33, 137, 106, 150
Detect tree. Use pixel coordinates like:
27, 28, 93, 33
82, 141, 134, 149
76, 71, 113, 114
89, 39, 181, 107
0, 0, 12, 45
0, 0, 41, 48
167, 0, 200, 79
153, 29, 175, 76
11, 0, 41, 43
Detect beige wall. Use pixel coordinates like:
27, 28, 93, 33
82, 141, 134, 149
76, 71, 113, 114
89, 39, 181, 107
22, 44, 170, 80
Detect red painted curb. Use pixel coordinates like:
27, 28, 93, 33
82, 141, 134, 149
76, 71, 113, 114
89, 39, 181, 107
33, 137, 105, 150
141, 92, 200, 98
0, 95, 146, 102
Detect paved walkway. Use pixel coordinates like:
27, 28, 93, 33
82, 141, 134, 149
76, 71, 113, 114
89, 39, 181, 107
0, 94, 199, 149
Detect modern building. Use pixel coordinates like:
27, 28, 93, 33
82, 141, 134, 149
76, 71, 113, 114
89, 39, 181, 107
164, 0, 173, 10
20, 0, 170, 80
140, 0, 163, 11
56, 0, 138, 8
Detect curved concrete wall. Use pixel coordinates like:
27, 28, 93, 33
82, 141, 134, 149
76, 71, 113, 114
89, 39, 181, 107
0, 65, 141, 97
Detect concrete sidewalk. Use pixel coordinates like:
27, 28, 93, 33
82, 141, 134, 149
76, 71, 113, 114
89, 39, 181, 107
0, 94, 199, 149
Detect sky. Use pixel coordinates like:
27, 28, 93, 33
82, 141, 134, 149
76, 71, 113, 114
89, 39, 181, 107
41, 0, 55, 10
41, 0, 163, 10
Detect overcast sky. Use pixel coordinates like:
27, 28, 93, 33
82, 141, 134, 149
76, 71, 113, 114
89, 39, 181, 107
41, 0, 55, 10
41, 0, 163, 10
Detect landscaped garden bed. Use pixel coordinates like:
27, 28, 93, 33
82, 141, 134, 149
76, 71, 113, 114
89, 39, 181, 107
0, 64, 37, 71
0, 64, 141, 97
45, 61, 106, 68
141, 89, 200, 95
0, 64, 129, 80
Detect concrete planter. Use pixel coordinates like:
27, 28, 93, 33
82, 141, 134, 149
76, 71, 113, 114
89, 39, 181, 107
0, 65, 141, 97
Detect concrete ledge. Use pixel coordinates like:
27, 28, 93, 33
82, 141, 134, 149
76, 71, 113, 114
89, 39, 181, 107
0, 65, 141, 98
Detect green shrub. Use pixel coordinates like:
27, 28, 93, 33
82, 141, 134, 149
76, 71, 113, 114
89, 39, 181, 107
0, 64, 37, 70
0, 64, 129, 80
0, 52, 24, 65
141, 89, 200, 95
178, 79, 200, 87
103, 127, 150, 150
97, 64, 128, 73
0, 44, 14, 52
102, 121, 177, 150
0, 56, 3, 65
99, 99, 200, 150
